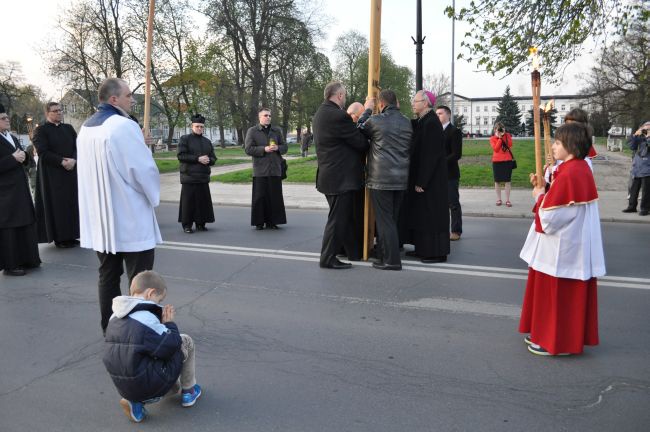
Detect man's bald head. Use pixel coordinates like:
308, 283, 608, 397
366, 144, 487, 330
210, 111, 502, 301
347, 102, 365, 122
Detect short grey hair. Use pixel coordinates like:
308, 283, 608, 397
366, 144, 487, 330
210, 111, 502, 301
324, 82, 345, 100
98, 78, 127, 103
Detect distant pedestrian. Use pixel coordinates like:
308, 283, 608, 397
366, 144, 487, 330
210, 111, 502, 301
0, 103, 41, 276
33, 102, 80, 248
490, 122, 514, 207
244, 108, 287, 230
622, 121, 650, 216
300, 129, 312, 157
103, 270, 201, 423
436, 105, 463, 241
77, 78, 162, 333
177, 113, 216, 233
519, 122, 605, 356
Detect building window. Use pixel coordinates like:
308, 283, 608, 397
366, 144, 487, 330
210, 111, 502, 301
476, 117, 481, 125
483, 129, 488, 135
476, 106, 480, 112
484, 106, 488, 112
561, 104, 566, 111
483, 118, 488, 125
463, 106, 468, 113
492, 106, 496, 112
71, 104, 76, 114
569, 104, 574, 110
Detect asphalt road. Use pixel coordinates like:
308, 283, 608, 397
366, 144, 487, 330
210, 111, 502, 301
1, 204, 648, 432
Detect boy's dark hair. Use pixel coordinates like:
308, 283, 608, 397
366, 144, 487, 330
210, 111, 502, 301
555, 123, 591, 160
564, 108, 589, 125
130, 270, 167, 296
378, 89, 397, 106
436, 105, 452, 115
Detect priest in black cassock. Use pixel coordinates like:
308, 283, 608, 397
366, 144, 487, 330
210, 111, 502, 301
400, 90, 450, 263
0, 103, 41, 276
244, 108, 287, 230
33, 102, 80, 248
177, 113, 217, 233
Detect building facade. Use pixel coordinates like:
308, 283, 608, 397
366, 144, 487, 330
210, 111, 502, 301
438, 92, 592, 136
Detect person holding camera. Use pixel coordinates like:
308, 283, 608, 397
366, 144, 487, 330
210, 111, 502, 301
490, 122, 514, 207
622, 121, 650, 216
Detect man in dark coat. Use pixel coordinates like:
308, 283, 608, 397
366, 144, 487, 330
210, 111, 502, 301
312, 82, 373, 269
401, 90, 450, 263
436, 105, 463, 241
245, 107, 288, 230
33, 102, 80, 248
361, 90, 412, 270
0, 104, 41, 276
177, 113, 217, 233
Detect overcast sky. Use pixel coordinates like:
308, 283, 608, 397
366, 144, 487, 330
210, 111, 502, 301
2, 0, 594, 101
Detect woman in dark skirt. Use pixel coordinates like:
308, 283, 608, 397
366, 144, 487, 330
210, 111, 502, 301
244, 108, 287, 230
177, 114, 216, 233
0, 104, 41, 276
489, 122, 514, 207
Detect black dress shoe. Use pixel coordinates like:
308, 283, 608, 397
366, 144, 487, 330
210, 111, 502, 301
183, 227, 194, 233
640, 210, 649, 216
196, 225, 208, 231
405, 251, 419, 258
3, 267, 26, 276
255, 224, 264, 230
55, 241, 76, 248
265, 224, 279, 229
372, 262, 402, 271
421, 256, 447, 263
320, 258, 352, 269
622, 207, 637, 213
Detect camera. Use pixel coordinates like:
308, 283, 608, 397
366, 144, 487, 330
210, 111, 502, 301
497, 127, 504, 133
642, 129, 648, 136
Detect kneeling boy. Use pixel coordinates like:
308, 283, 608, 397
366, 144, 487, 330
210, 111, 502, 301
103, 270, 201, 422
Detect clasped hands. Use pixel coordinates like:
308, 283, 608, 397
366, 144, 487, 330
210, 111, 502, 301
12, 149, 26, 163
61, 158, 76, 170
198, 155, 210, 165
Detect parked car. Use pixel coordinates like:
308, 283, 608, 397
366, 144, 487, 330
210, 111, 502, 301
212, 138, 238, 147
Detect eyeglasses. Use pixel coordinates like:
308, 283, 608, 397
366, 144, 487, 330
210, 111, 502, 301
49, 109, 63, 113
412, 99, 427, 104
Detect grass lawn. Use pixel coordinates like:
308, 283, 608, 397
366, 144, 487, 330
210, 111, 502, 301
212, 156, 317, 183
211, 140, 558, 187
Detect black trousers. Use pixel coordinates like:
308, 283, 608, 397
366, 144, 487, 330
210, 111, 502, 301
321, 191, 359, 265
370, 189, 404, 266
448, 178, 462, 234
97, 249, 155, 332
629, 176, 650, 212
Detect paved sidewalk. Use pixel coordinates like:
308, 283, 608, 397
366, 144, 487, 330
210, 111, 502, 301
160, 145, 647, 223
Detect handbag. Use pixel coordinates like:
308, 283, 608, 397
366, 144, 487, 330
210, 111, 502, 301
280, 157, 287, 180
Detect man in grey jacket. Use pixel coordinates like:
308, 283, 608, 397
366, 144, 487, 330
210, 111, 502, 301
244, 108, 288, 229
361, 90, 413, 270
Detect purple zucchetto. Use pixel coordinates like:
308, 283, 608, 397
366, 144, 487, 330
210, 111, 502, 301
423, 90, 436, 107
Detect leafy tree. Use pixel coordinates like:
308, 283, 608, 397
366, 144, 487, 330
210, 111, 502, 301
333, 31, 368, 105
446, 0, 648, 82
581, 18, 649, 129
495, 86, 522, 135
453, 114, 466, 133
589, 110, 612, 137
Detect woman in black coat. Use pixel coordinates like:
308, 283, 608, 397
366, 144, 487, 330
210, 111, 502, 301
0, 104, 41, 276
177, 114, 217, 233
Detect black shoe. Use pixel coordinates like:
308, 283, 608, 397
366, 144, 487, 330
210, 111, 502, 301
183, 226, 194, 233
640, 210, 649, 216
265, 224, 279, 229
421, 256, 447, 263
55, 241, 76, 248
622, 207, 637, 213
405, 251, 419, 258
196, 225, 208, 231
372, 262, 402, 271
320, 258, 352, 269
3, 267, 26, 276
255, 224, 264, 230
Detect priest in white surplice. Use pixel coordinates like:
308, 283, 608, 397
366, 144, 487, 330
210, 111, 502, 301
77, 78, 162, 333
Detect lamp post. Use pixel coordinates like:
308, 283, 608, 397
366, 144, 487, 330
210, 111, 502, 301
412, 0, 425, 91
450, 0, 455, 124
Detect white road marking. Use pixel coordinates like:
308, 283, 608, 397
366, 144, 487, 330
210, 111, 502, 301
159, 241, 650, 291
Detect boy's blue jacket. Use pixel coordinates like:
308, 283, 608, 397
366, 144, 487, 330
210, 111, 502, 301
103, 296, 183, 402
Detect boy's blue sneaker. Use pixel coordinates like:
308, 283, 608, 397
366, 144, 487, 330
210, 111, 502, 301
119, 398, 147, 422
181, 384, 202, 407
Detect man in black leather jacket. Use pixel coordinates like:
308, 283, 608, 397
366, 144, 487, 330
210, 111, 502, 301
361, 90, 413, 270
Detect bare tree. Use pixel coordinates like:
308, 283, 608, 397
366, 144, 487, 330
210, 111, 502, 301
333, 31, 368, 105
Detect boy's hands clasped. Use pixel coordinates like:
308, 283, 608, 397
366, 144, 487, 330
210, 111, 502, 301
161, 304, 175, 323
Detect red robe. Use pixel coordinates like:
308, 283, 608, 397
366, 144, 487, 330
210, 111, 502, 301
519, 159, 603, 355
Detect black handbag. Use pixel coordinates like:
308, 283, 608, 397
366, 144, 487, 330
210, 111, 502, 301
280, 157, 287, 180
507, 148, 517, 169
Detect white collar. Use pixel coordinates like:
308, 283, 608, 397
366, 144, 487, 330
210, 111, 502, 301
442, 121, 450, 130
1, 131, 16, 148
